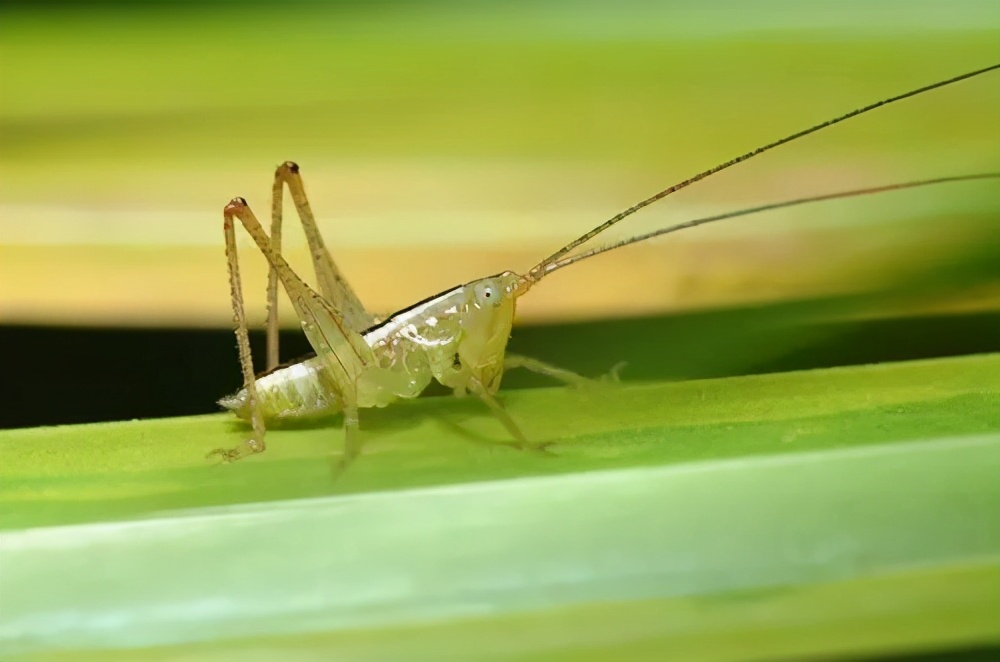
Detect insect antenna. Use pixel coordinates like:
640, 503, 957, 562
525, 63, 1000, 282
539, 172, 1000, 275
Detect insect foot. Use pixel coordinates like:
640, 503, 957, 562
602, 361, 628, 383
205, 438, 266, 463
568, 361, 627, 390
518, 440, 558, 456
328, 452, 359, 482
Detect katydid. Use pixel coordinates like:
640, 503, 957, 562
213, 64, 999, 466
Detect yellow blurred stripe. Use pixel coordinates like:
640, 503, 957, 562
2, 229, 997, 329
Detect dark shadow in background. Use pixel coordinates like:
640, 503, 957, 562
834, 644, 1000, 661
1, 299, 997, 429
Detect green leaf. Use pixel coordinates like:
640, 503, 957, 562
2, 354, 998, 660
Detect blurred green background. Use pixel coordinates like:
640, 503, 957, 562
1, 0, 998, 329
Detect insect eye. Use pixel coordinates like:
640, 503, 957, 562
473, 281, 501, 305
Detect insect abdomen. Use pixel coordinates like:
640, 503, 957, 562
218, 356, 342, 421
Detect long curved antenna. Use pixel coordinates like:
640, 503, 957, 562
538, 172, 1000, 276
526, 63, 1000, 281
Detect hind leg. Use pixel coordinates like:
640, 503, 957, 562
208, 207, 267, 462
266, 162, 376, 369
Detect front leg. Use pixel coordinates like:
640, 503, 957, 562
504, 354, 626, 386
467, 378, 553, 454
